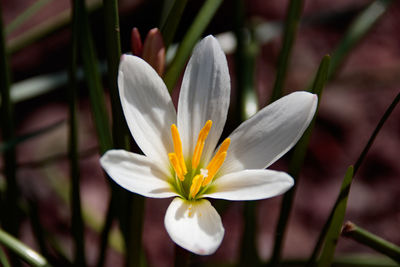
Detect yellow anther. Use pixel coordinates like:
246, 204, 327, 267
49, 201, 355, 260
190, 174, 204, 198
192, 120, 212, 169
168, 153, 185, 181
171, 124, 187, 175
202, 138, 230, 186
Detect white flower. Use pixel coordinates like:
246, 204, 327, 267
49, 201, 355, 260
100, 35, 317, 255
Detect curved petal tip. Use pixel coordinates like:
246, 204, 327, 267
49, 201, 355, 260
164, 198, 225, 255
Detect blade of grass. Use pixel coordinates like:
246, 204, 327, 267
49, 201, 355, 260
327, 0, 393, 80
342, 222, 400, 264
317, 166, 354, 267
27, 200, 50, 261
307, 92, 400, 266
269, 0, 304, 103
99, 2, 124, 266
73, 0, 112, 154
0, 246, 11, 267
160, 0, 188, 49
0, 119, 65, 153
0, 2, 20, 245
0, 228, 52, 267
270, 55, 330, 266
68, 1, 86, 264
101, 0, 146, 266
233, 1, 261, 265
163, 0, 223, 91
353, 92, 400, 174
7, 0, 102, 55
5, 0, 52, 35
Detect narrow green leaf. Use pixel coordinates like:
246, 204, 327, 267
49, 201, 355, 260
163, 0, 223, 91
269, 0, 304, 103
239, 201, 259, 267
328, 0, 393, 80
160, 0, 188, 49
0, 120, 65, 153
317, 166, 354, 266
102, 0, 127, 150
342, 222, 400, 264
5, 0, 52, 35
307, 92, 400, 266
270, 55, 330, 266
0, 247, 11, 267
7, 1, 102, 55
27, 200, 50, 261
0, 228, 52, 267
68, 1, 86, 264
234, 1, 261, 266
74, 0, 112, 154
98, 1, 130, 265
353, 92, 400, 174
101, 2, 147, 267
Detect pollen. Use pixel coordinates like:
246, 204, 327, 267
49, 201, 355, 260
171, 124, 187, 176
189, 174, 204, 199
168, 121, 230, 200
202, 138, 230, 186
168, 153, 185, 181
192, 120, 212, 169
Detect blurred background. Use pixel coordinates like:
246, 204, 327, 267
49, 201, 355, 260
1, 0, 400, 266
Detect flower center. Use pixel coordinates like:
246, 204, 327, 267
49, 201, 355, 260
168, 120, 230, 200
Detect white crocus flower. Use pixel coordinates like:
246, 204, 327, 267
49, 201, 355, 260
100, 35, 317, 255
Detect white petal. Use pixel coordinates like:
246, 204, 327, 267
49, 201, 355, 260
177, 36, 230, 163
100, 150, 178, 198
118, 55, 176, 169
164, 197, 224, 255
219, 91, 317, 174
203, 169, 293, 201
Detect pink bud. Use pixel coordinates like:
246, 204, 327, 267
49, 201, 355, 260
142, 28, 166, 76
131, 27, 143, 57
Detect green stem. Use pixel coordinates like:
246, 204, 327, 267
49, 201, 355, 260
353, 92, 400, 174
269, 0, 304, 103
327, 0, 393, 80
73, 0, 112, 153
163, 0, 223, 91
0, 246, 11, 267
317, 166, 354, 267
7, 1, 102, 55
100, 0, 132, 265
270, 55, 330, 266
239, 201, 260, 266
342, 222, 400, 264
160, 0, 188, 49
307, 92, 400, 266
234, 2, 261, 264
68, 1, 86, 264
5, 0, 52, 35
0, 229, 52, 267
96, 193, 116, 267
123, 194, 146, 267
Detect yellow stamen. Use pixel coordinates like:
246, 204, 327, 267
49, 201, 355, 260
168, 153, 185, 181
190, 174, 204, 198
202, 138, 230, 186
192, 120, 212, 169
171, 124, 187, 175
